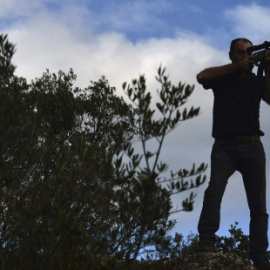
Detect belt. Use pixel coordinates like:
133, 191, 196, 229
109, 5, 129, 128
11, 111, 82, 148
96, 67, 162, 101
218, 135, 260, 144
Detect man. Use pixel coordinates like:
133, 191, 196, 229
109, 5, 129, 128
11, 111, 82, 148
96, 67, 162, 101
197, 38, 270, 269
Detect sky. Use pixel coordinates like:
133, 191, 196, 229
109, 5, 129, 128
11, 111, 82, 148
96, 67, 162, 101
1, 0, 270, 242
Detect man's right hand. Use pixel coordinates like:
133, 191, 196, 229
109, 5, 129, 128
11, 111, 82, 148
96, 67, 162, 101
236, 58, 256, 73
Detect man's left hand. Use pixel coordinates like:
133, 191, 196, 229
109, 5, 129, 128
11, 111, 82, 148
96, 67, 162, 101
265, 50, 270, 71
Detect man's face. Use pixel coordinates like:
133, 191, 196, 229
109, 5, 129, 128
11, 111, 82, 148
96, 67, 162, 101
229, 40, 252, 63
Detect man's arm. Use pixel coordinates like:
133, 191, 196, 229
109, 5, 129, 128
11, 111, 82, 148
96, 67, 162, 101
196, 64, 237, 89
262, 51, 270, 104
197, 59, 255, 89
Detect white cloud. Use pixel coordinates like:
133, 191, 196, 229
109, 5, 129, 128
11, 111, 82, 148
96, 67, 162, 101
0, 0, 41, 18
224, 4, 270, 43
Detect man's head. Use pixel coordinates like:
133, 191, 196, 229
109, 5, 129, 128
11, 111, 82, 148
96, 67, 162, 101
229, 38, 253, 63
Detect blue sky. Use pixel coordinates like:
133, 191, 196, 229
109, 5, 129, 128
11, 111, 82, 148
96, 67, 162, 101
1, 0, 270, 241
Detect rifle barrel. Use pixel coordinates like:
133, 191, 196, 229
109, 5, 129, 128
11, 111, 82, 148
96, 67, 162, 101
247, 41, 270, 53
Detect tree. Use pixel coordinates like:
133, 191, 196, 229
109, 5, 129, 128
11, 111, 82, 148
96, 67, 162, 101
0, 34, 207, 269
116, 67, 207, 262
0, 68, 130, 268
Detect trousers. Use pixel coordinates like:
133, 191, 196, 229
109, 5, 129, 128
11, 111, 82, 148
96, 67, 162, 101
198, 139, 269, 262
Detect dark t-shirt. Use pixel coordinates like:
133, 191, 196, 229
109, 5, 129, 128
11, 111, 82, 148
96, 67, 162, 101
209, 73, 266, 138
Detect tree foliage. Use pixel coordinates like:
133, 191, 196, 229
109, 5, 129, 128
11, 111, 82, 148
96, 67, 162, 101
0, 34, 207, 269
